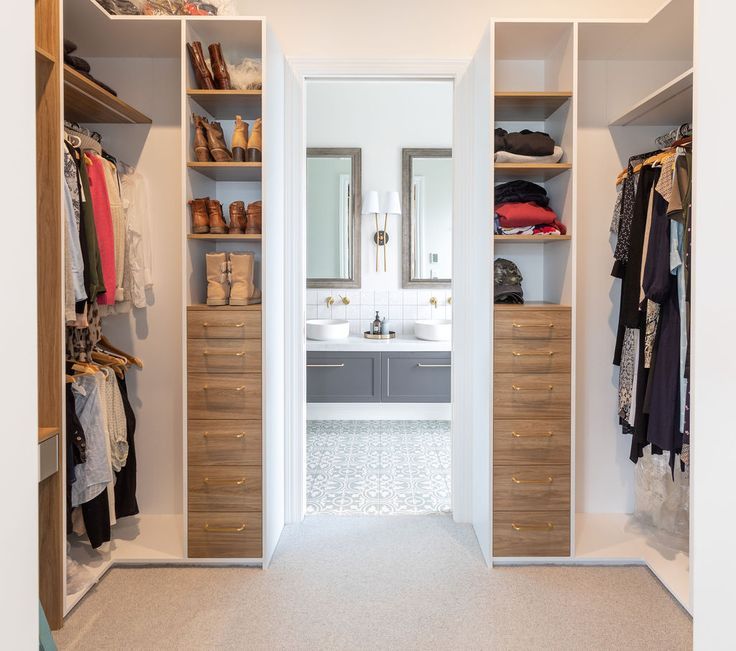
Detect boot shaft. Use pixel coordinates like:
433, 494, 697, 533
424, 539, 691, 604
187, 41, 215, 90
206, 199, 227, 234
228, 201, 246, 234
205, 252, 230, 306
189, 197, 210, 234
232, 115, 248, 162
245, 200, 262, 234
229, 251, 261, 305
192, 113, 212, 162
208, 42, 232, 90
247, 118, 262, 162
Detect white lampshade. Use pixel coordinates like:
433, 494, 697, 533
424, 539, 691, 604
362, 190, 380, 215
382, 191, 401, 216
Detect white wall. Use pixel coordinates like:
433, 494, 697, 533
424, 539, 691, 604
1, 2, 38, 645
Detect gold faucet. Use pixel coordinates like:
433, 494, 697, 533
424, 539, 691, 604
339, 294, 350, 305
430, 296, 438, 308
448, 296, 452, 305
325, 296, 335, 307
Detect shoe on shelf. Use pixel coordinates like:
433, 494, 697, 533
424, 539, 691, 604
192, 113, 212, 162
247, 118, 262, 163
189, 197, 210, 234
203, 119, 232, 162
208, 42, 232, 90
232, 115, 248, 162
228, 201, 246, 234
229, 251, 261, 305
206, 199, 228, 234
187, 41, 215, 90
245, 200, 262, 234
206, 252, 230, 306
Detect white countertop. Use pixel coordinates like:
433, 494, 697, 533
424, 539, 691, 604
306, 335, 451, 352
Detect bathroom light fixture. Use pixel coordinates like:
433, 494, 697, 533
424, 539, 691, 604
363, 190, 401, 272
362, 190, 382, 271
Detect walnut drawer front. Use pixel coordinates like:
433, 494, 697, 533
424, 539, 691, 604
493, 338, 570, 374
494, 308, 571, 340
188, 511, 262, 559
188, 464, 262, 512
188, 338, 261, 374
187, 308, 261, 340
493, 510, 570, 557
187, 373, 261, 420
493, 419, 570, 465
493, 372, 570, 420
493, 463, 570, 512
188, 420, 261, 466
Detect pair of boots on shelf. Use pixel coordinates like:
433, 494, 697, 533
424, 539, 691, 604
187, 41, 231, 90
190, 197, 262, 235
193, 114, 262, 163
207, 252, 261, 306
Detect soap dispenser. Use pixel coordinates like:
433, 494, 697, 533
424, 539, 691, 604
372, 311, 381, 335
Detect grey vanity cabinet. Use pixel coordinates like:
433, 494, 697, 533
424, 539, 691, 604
306, 351, 451, 403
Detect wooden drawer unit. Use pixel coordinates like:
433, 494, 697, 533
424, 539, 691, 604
188, 373, 262, 420
188, 511, 263, 558
493, 463, 570, 512
493, 419, 570, 465
187, 307, 261, 339
493, 372, 570, 420
494, 306, 571, 340
188, 420, 261, 466
493, 510, 570, 557
187, 338, 261, 374
188, 465, 262, 512
493, 338, 570, 374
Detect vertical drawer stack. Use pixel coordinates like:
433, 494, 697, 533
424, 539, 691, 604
186, 305, 262, 558
492, 305, 571, 557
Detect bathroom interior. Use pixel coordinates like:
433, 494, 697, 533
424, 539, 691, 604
305, 79, 454, 516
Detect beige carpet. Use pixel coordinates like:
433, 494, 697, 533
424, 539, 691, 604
54, 515, 692, 650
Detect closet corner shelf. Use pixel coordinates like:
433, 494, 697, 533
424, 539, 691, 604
38, 427, 59, 443
494, 163, 572, 182
187, 89, 262, 118
187, 233, 262, 241
63, 65, 152, 124
494, 234, 571, 242
609, 68, 693, 127
187, 162, 262, 182
495, 91, 572, 121
35, 46, 56, 66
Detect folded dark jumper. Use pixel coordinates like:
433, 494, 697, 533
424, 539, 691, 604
495, 180, 549, 208
494, 128, 556, 156
63, 39, 118, 97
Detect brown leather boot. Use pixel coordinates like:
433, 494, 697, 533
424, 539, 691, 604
192, 113, 212, 162
245, 200, 262, 234
187, 41, 215, 90
228, 201, 246, 234
247, 118, 262, 162
231, 115, 248, 162
208, 43, 232, 90
206, 199, 227, 234
189, 197, 210, 234
203, 120, 232, 162
229, 252, 261, 305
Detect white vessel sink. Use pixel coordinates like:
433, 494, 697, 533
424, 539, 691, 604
414, 319, 452, 341
306, 319, 350, 341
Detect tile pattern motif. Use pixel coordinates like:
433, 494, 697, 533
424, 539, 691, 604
307, 420, 451, 515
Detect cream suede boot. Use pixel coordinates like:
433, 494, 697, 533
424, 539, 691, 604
229, 252, 261, 305
206, 252, 230, 306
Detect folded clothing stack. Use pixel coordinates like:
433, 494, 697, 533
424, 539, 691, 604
494, 180, 566, 236
64, 40, 118, 97
494, 128, 563, 164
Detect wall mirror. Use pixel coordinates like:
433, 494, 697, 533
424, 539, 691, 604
402, 148, 452, 288
306, 148, 362, 288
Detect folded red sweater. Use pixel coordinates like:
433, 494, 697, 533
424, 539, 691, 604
496, 201, 557, 228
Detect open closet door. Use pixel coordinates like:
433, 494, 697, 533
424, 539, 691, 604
452, 26, 492, 563
262, 25, 286, 568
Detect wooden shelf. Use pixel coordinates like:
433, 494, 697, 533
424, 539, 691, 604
495, 301, 571, 310
494, 163, 572, 182
188, 303, 262, 311
63, 64, 152, 124
187, 89, 262, 119
38, 427, 59, 444
35, 45, 56, 65
609, 68, 692, 127
187, 162, 262, 182
494, 234, 571, 242
188, 234, 262, 241
495, 91, 572, 121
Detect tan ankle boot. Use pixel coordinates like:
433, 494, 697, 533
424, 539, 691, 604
247, 118, 262, 162
192, 113, 212, 162
245, 200, 262, 234
228, 201, 246, 234
206, 252, 230, 306
206, 199, 227, 234
229, 252, 261, 305
204, 120, 232, 162
232, 115, 248, 162
189, 197, 210, 234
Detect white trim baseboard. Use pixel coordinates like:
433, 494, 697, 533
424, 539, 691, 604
307, 403, 452, 421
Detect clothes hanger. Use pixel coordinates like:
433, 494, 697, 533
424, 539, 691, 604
64, 131, 82, 148
98, 335, 144, 369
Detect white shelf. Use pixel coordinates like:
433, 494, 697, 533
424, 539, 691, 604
609, 68, 693, 127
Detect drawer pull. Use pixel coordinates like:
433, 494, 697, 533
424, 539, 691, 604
511, 475, 553, 484
307, 363, 345, 368
511, 351, 555, 357
204, 522, 246, 533
203, 476, 246, 486
512, 431, 553, 438
202, 321, 245, 328
203, 431, 246, 439
203, 385, 247, 392
203, 350, 246, 357
416, 363, 451, 368
512, 384, 553, 391
512, 322, 555, 329
511, 522, 554, 531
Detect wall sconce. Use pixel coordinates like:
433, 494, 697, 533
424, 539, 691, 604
363, 190, 401, 272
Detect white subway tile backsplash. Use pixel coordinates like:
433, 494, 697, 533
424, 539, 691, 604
349, 319, 362, 335
418, 289, 434, 305
331, 305, 347, 320
403, 321, 414, 336
360, 289, 375, 305
418, 306, 432, 320
402, 291, 418, 306
306, 305, 318, 319
306, 289, 320, 305
316, 289, 332, 304
343, 289, 360, 304
374, 305, 388, 321
317, 305, 333, 319
374, 290, 389, 305
387, 304, 403, 320
403, 305, 418, 320
389, 290, 403, 306
346, 304, 360, 319
361, 304, 376, 320
392, 321, 403, 335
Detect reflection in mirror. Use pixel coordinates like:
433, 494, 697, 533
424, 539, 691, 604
307, 148, 362, 288
402, 148, 452, 287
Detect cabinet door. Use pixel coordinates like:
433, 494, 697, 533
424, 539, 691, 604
381, 352, 451, 403
306, 352, 381, 402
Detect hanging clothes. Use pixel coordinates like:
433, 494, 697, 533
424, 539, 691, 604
86, 154, 117, 306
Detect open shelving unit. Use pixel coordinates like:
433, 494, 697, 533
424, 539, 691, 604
187, 89, 262, 118
495, 91, 572, 120
494, 162, 572, 182
187, 161, 262, 182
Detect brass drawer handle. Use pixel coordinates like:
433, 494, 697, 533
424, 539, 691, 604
511, 351, 555, 357
203, 350, 246, 357
203, 385, 247, 391
512, 431, 553, 438
202, 321, 245, 328
511, 522, 554, 531
203, 431, 246, 439
512, 384, 553, 391
307, 363, 345, 368
204, 522, 246, 533
416, 363, 451, 368
203, 476, 246, 486
511, 475, 553, 484
512, 322, 555, 329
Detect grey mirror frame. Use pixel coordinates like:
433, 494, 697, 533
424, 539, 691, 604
402, 148, 452, 288
306, 147, 362, 289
